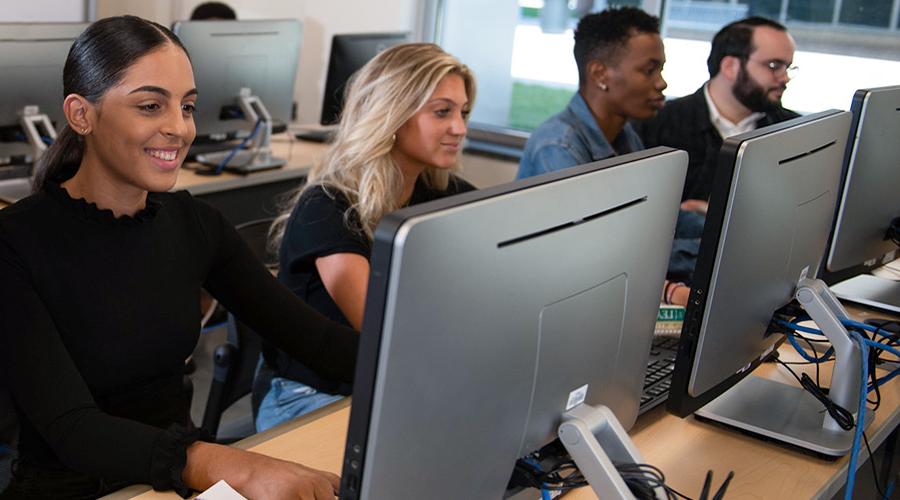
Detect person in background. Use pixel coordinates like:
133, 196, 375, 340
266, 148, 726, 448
635, 16, 799, 210
515, 7, 690, 305
255, 43, 477, 432
0, 16, 355, 499
517, 7, 665, 178
190, 1, 237, 20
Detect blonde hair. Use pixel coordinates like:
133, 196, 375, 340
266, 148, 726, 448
270, 43, 476, 247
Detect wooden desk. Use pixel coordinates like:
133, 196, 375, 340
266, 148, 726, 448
0, 136, 328, 220
112, 306, 900, 500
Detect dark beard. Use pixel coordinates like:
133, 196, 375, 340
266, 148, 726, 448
733, 64, 784, 113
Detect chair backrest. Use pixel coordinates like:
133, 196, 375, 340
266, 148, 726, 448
235, 218, 279, 269
200, 218, 275, 440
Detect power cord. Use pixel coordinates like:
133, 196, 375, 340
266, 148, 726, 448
513, 454, 733, 500
886, 216, 900, 247
196, 119, 263, 176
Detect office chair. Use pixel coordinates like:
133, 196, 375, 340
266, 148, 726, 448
200, 218, 278, 441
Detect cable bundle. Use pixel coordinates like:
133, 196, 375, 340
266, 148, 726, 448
774, 312, 900, 500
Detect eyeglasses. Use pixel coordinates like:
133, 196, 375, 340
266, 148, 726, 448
750, 58, 799, 78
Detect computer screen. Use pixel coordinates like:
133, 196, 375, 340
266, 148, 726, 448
821, 85, 900, 313
340, 148, 687, 499
0, 22, 88, 143
667, 110, 857, 456
172, 19, 302, 140
319, 32, 409, 125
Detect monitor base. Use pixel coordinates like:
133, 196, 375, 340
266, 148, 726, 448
196, 149, 285, 174
696, 375, 874, 457
830, 274, 900, 314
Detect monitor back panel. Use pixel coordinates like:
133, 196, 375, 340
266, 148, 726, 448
0, 23, 88, 128
685, 111, 851, 399
320, 32, 409, 125
173, 20, 302, 137
826, 85, 900, 273
345, 149, 686, 500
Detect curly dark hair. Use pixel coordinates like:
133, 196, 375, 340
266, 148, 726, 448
707, 16, 787, 78
573, 7, 660, 85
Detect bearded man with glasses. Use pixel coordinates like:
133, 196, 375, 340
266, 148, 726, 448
636, 16, 799, 208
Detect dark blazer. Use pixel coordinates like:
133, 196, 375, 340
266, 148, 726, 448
634, 85, 800, 201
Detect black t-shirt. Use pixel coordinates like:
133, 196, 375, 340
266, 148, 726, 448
269, 175, 476, 394
0, 183, 358, 496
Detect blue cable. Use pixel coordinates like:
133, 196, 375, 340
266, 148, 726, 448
884, 479, 896, 500
775, 318, 824, 336
842, 319, 899, 341
522, 456, 553, 499
843, 331, 870, 500
776, 319, 834, 362
214, 119, 262, 174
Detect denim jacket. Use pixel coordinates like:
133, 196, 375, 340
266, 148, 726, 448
517, 92, 644, 179
515, 92, 702, 283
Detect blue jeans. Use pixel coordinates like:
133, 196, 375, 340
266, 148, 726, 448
255, 378, 344, 433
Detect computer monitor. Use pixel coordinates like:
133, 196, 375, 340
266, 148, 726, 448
821, 85, 900, 314
667, 110, 871, 457
0, 22, 88, 202
340, 148, 688, 499
172, 19, 302, 172
319, 32, 409, 125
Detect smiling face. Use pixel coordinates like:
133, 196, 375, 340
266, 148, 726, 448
391, 73, 469, 177
603, 32, 667, 121
80, 42, 197, 194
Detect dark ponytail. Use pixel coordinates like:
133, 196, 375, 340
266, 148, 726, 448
33, 15, 189, 192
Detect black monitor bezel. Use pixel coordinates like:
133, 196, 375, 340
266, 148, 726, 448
666, 111, 841, 417
319, 32, 410, 126
819, 88, 898, 285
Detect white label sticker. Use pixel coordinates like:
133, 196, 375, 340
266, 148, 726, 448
566, 384, 589, 410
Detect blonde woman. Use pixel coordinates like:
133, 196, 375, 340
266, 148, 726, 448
255, 43, 476, 431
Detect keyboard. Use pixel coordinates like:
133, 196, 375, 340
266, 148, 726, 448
294, 128, 335, 143
639, 336, 679, 414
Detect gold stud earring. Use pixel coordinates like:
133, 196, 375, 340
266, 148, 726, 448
391, 133, 397, 143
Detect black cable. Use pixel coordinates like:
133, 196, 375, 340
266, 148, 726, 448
797, 332, 823, 387
862, 431, 888, 499
886, 216, 900, 247
776, 358, 855, 430
868, 342, 883, 410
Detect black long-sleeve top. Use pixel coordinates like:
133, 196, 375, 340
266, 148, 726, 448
0, 182, 359, 495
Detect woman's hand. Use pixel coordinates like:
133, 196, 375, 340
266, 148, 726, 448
238, 455, 339, 500
184, 441, 340, 499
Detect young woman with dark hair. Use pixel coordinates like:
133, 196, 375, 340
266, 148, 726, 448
0, 15, 354, 500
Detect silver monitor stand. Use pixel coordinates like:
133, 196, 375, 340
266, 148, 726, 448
196, 88, 286, 174
0, 105, 56, 203
696, 279, 873, 457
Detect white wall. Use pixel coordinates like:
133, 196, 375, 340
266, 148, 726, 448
0, 0, 84, 21
92, 0, 418, 124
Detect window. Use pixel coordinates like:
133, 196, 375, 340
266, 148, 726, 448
436, 0, 900, 132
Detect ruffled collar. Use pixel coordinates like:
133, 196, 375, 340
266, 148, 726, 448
45, 182, 162, 226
